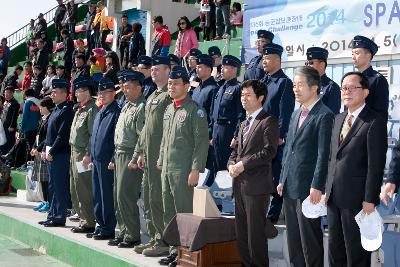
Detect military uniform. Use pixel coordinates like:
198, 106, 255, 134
188, 48, 202, 94
90, 78, 121, 238
45, 79, 74, 226
112, 72, 146, 246
143, 76, 157, 100
69, 78, 98, 230
261, 43, 295, 222
208, 46, 224, 86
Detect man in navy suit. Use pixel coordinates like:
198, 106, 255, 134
325, 72, 387, 267
261, 43, 295, 223
277, 66, 334, 267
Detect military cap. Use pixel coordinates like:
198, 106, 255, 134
263, 43, 284, 57
197, 54, 215, 68
98, 77, 116, 91
138, 55, 152, 66
117, 70, 127, 82
351, 35, 379, 56
208, 46, 221, 56
152, 56, 170, 67
73, 76, 92, 91
306, 47, 329, 60
130, 59, 139, 67
169, 54, 181, 65
51, 79, 69, 90
122, 71, 145, 84
222, 55, 241, 68
257, 30, 274, 41
189, 48, 202, 58
170, 66, 189, 83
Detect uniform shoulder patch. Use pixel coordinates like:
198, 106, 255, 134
197, 109, 205, 118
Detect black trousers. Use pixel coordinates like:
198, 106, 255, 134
283, 197, 324, 267
327, 200, 371, 267
234, 182, 269, 267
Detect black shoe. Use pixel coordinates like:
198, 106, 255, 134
93, 234, 115, 240
117, 240, 141, 248
71, 226, 96, 234
168, 259, 178, 267
86, 232, 95, 238
38, 220, 50, 225
43, 221, 66, 227
159, 253, 177, 265
107, 238, 123, 246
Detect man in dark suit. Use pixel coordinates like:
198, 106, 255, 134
277, 66, 334, 267
381, 140, 400, 205
228, 80, 279, 267
325, 72, 387, 267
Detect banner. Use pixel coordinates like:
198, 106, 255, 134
242, 0, 400, 63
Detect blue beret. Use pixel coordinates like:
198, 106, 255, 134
170, 66, 189, 82
138, 55, 152, 66
351, 35, 378, 56
306, 47, 329, 60
208, 46, 221, 56
169, 54, 181, 64
73, 76, 92, 91
197, 54, 214, 68
257, 30, 274, 41
189, 48, 202, 58
51, 78, 69, 90
152, 56, 170, 66
122, 71, 145, 84
222, 55, 241, 68
263, 43, 284, 57
98, 77, 116, 91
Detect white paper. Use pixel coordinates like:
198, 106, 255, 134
197, 169, 210, 187
215, 171, 233, 189
76, 161, 91, 173
45, 146, 52, 157
301, 196, 327, 218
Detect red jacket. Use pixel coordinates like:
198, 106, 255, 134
22, 71, 33, 91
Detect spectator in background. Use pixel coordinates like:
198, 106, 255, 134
1, 38, 11, 76
72, 39, 88, 68
0, 87, 19, 154
40, 32, 53, 58
73, 54, 90, 96
198, 0, 216, 41
85, 4, 96, 54
128, 23, 145, 67
55, 65, 68, 81
33, 13, 48, 40
26, 19, 35, 57
61, 29, 74, 77
174, 16, 199, 59
54, 0, 66, 43
0, 49, 6, 81
92, 2, 112, 50
29, 65, 45, 98
41, 65, 57, 97
214, 0, 231, 40
66, 0, 78, 40
89, 56, 102, 78
22, 61, 34, 92
118, 15, 133, 69
104, 54, 119, 85
229, 2, 242, 26
1, 65, 23, 95
20, 89, 41, 157
92, 48, 106, 72
150, 16, 171, 57
34, 39, 49, 73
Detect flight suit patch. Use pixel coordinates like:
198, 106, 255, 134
177, 111, 187, 122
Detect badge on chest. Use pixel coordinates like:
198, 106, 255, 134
80, 111, 88, 119
177, 111, 187, 123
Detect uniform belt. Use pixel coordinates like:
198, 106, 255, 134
216, 119, 233, 125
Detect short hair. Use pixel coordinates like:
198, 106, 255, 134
177, 16, 192, 30
294, 66, 321, 94
240, 79, 267, 105
121, 14, 128, 19
47, 65, 56, 73
132, 22, 142, 32
40, 96, 55, 110
89, 56, 97, 63
36, 38, 44, 44
75, 53, 86, 61
1, 38, 7, 43
33, 64, 42, 71
232, 2, 241, 11
24, 61, 32, 67
14, 65, 23, 72
61, 29, 69, 36
24, 88, 36, 97
341, 71, 369, 89
76, 38, 84, 44
4, 86, 15, 93
56, 65, 65, 70
153, 15, 163, 24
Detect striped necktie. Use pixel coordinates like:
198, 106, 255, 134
340, 114, 353, 144
242, 116, 253, 143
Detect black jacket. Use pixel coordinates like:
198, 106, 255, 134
29, 74, 45, 98
1, 97, 19, 129
54, 4, 66, 24
35, 114, 50, 152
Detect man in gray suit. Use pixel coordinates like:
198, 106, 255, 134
277, 66, 334, 267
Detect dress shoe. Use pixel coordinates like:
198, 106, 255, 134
117, 240, 140, 248
38, 220, 50, 225
93, 234, 115, 240
143, 245, 170, 257
43, 221, 65, 227
71, 226, 95, 234
107, 238, 123, 246
158, 253, 177, 265
168, 259, 178, 267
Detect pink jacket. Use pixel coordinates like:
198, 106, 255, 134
174, 28, 199, 58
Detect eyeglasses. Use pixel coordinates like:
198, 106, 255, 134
340, 85, 363, 92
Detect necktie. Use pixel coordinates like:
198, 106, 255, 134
340, 114, 353, 144
242, 116, 253, 143
297, 106, 309, 129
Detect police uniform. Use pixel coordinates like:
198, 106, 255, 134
112, 71, 146, 246
69, 77, 98, 232
44, 79, 74, 226
243, 30, 274, 81
138, 56, 157, 100
306, 47, 341, 114
261, 43, 295, 222
133, 56, 172, 251
90, 78, 121, 238
116, 70, 127, 108
211, 55, 244, 172
188, 48, 202, 94
191, 54, 219, 186
208, 46, 223, 85
352, 35, 389, 121
158, 67, 209, 253
169, 54, 181, 68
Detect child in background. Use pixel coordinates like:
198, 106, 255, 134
89, 56, 102, 78
92, 47, 106, 72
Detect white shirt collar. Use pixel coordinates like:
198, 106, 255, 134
348, 103, 366, 123
247, 107, 263, 120
302, 97, 320, 112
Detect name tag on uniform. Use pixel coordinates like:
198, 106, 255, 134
151, 99, 160, 105
80, 111, 88, 119
163, 113, 171, 120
